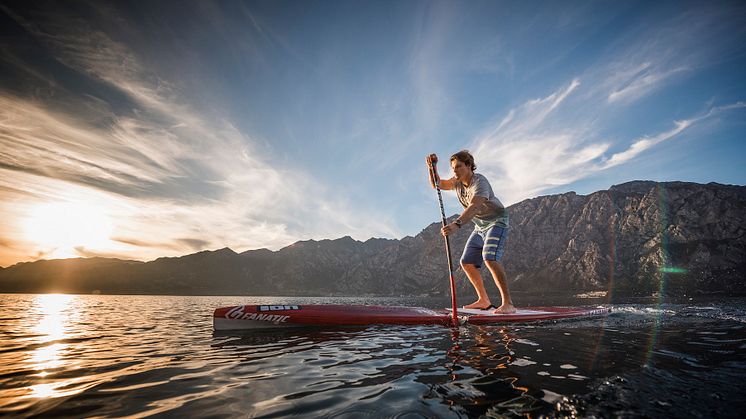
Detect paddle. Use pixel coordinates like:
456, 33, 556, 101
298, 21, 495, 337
427, 158, 459, 327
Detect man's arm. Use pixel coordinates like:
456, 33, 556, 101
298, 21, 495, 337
456, 196, 487, 224
441, 196, 487, 236
426, 155, 456, 190
431, 174, 456, 190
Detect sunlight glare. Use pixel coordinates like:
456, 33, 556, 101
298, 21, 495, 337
32, 294, 73, 342
28, 382, 61, 399
31, 343, 66, 371
24, 294, 75, 399
31, 294, 72, 368
23, 202, 113, 258
27, 381, 84, 399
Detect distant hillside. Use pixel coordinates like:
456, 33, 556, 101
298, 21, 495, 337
1, 181, 744, 297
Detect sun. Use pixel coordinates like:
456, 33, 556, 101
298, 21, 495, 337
23, 202, 113, 258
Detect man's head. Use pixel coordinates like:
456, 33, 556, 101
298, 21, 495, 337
450, 150, 476, 170
451, 150, 477, 182
450, 150, 476, 181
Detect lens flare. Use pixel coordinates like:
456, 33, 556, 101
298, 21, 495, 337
659, 267, 687, 274
645, 184, 672, 366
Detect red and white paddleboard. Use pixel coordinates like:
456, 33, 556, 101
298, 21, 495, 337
212, 304, 609, 330
213, 304, 451, 330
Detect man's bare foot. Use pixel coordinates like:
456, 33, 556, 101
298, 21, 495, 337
464, 300, 493, 310
492, 303, 517, 314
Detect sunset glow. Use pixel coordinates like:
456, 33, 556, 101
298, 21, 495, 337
23, 202, 113, 259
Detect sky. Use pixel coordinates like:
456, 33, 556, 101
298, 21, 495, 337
0, 0, 744, 267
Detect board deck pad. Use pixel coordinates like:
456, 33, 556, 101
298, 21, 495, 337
451, 306, 611, 325
213, 304, 610, 330
452, 308, 557, 316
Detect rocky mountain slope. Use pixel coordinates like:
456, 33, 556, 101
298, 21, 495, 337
1, 181, 744, 296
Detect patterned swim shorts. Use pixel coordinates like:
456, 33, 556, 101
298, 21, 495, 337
459, 225, 508, 268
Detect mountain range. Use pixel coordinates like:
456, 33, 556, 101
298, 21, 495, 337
1, 180, 744, 297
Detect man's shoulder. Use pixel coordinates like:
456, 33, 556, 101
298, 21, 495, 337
472, 173, 491, 186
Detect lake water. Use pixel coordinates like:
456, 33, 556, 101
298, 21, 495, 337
1, 293, 745, 418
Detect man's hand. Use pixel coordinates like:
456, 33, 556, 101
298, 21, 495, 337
427, 154, 441, 189
441, 222, 459, 236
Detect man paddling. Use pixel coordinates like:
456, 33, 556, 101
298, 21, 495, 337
426, 151, 516, 314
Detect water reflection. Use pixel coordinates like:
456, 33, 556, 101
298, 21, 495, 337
443, 326, 547, 416
32, 293, 73, 341
31, 343, 66, 372
27, 294, 74, 398
28, 382, 65, 399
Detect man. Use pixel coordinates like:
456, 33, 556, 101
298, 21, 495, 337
426, 150, 516, 314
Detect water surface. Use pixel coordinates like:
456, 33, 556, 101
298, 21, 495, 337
1, 294, 745, 417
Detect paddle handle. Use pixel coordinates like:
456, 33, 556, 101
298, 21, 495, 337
428, 163, 459, 327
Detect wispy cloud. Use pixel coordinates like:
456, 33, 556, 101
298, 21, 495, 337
471, 79, 606, 203
471, 76, 745, 205
600, 120, 691, 169
593, 5, 744, 106
602, 101, 746, 168
467, 5, 746, 205
0, 4, 399, 265
598, 53, 691, 106
607, 65, 688, 104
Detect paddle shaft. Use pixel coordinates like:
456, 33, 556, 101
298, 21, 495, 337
428, 163, 459, 327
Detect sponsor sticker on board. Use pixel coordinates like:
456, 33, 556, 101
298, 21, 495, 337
258, 305, 301, 312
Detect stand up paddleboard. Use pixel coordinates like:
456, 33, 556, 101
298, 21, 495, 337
212, 304, 610, 330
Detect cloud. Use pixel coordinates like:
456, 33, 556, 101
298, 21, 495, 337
598, 56, 691, 106
471, 79, 602, 203
466, 5, 746, 205
0, 3, 400, 265
466, 35, 515, 77
607, 65, 688, 104
592, 5, 745, 106
600, 120, 691, 168
470, 76, 745, 205
602, 101, 746, 168
73, 246, 138, 260
0, 87, 398, 263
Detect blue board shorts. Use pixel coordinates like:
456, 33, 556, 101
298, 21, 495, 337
460, 225, 508, 268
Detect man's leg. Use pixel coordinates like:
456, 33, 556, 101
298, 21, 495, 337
481, 225, 516, 314
484, 260, 516, 313
461, 262, 492, 309
460, 229, 491, 309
